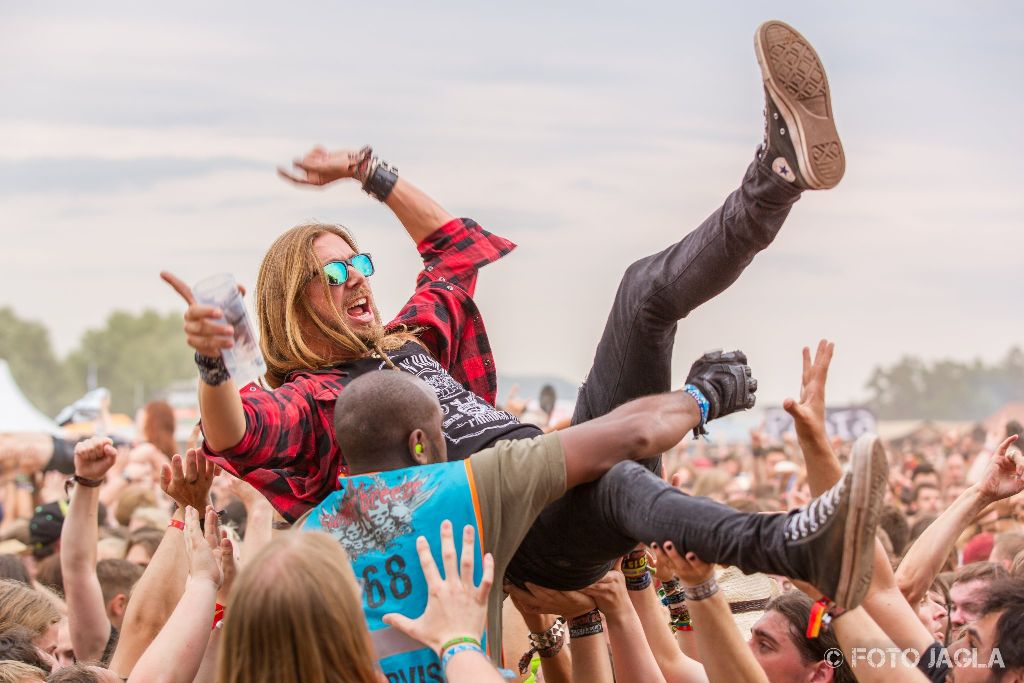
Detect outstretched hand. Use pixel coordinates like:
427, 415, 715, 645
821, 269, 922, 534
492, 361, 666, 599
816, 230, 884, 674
783, 340, 834, 440
183, 505, 224, 588
978, 435, 1024, 504
73, 437, 118, 481
382, 521, 493, 653
160, 271, 240, 359
277, 146, 371, 187
160, 449, 220, 512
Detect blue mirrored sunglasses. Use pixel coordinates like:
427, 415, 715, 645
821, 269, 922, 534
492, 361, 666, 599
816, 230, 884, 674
321, 253, 375, 286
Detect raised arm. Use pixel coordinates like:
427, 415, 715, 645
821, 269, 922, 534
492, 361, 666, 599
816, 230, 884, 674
896, 434, 1023, 604
109, 449, 218, 677
655, 545, 768, 683
783, 340, 842, 494
160, 272, 245, 453
61, 437, 117, 663
278, 146, 454, 244
560, 352, 756, 490
129, 506, 225, 683
582, 572, 667, 683
782, 343, 941, 656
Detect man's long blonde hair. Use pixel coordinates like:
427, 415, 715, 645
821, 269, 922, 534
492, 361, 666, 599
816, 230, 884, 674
217, 532, 380, 683
256, 222, 412, 388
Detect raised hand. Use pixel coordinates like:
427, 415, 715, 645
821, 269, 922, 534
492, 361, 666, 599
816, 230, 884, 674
160, 448, 220, 512
978, 435, 1024, 504
580, 571, 631, 618
183, 505, 223, 588
73, 437, 118, 481
160, 271, 237, 359
506, 581, 596, 619
652, 542, 714, 588
382, 521, 494, 653
783, 340, 834, 438
277, 146, 372, 187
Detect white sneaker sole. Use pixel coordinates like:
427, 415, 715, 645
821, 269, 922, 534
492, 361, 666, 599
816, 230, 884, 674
755, 20, 845, 190
833, 434, 887, 609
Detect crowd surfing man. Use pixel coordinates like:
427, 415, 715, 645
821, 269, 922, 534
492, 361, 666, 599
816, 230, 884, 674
301, 368, 888, 679
163, 17, 842, 508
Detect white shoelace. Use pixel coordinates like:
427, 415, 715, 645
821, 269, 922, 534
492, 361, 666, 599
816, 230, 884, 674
785, 476, 845, 541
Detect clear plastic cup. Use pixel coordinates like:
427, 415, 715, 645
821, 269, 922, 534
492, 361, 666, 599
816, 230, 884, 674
192, 273, 266, 386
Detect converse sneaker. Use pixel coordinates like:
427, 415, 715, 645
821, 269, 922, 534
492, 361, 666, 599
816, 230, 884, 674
783, 434, 887, 609
755, 20, 845, 190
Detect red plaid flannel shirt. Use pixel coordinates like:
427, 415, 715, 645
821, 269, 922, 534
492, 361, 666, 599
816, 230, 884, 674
202, 218, 515, 522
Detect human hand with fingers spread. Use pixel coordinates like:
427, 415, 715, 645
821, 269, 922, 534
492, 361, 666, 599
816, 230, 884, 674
160, 271, 241, 360
160, 449, 220, 512
73, 436, 118, 482
382, 520, 494, 653
277, 146, 372, 187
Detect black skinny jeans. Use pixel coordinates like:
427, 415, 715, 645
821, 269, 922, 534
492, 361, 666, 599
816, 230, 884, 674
507, 156, 805, 589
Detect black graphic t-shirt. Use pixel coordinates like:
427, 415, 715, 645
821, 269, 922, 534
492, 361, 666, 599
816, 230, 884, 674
340, 342, 542, 459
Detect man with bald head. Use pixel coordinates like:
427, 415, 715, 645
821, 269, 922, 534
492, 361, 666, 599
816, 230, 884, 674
302, 366, 889, 680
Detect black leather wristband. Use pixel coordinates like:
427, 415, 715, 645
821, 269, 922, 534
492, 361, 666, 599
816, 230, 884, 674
362, 157, 398, 201
195, 352, 230, 386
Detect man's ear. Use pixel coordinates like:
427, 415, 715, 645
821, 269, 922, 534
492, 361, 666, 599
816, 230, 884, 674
108, 593, 128, 619
408, 429, 429, 465
809, 659, 834, 683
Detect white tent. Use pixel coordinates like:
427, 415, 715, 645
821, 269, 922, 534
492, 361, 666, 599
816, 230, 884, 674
0, 359, 60, 434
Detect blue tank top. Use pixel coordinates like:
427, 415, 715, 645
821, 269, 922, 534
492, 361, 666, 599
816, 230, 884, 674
302, 460, 486, 682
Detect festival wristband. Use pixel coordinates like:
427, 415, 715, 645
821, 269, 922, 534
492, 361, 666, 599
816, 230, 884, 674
806, 598, 848, 638
212, 603, 225, 630
682, 384, 710, 432
621, 550, 652, 591
168, 519, 185, 531
519, 618, 566, 673
682, 576, 719, 602
568, 609, 603, 639
439, 636, 481, 659
442, 643, 485, 672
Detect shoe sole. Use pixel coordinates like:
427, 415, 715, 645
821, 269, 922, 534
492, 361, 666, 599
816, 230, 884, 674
754, 20, 845, 189
833, 434, 887, 609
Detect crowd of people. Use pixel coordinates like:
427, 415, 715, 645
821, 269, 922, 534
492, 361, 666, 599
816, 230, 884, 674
2, 18, 1023, 683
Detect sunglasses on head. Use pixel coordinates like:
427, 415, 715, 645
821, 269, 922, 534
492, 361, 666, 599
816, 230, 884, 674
319, 253, 375, 286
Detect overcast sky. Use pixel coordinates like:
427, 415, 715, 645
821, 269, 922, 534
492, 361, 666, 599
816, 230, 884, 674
1, 1, 1021, 407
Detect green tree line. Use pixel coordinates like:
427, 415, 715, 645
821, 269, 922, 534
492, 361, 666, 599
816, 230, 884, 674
865, 347, 1024, 420
0, 307, 194, 417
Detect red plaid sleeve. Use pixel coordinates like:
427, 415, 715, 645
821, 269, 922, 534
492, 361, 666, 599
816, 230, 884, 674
201, 373, 346, 522
389, 218, 514, 404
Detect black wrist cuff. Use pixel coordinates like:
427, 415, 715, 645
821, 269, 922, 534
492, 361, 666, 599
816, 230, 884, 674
362, 157, 398, 201
195, 352, 230, 386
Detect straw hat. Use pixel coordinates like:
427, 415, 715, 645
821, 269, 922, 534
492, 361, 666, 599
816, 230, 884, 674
716, 565, 782, 641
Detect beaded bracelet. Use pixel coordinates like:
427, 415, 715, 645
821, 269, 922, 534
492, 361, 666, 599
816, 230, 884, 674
682, 384, 711, 437
442, 643, 485, 672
